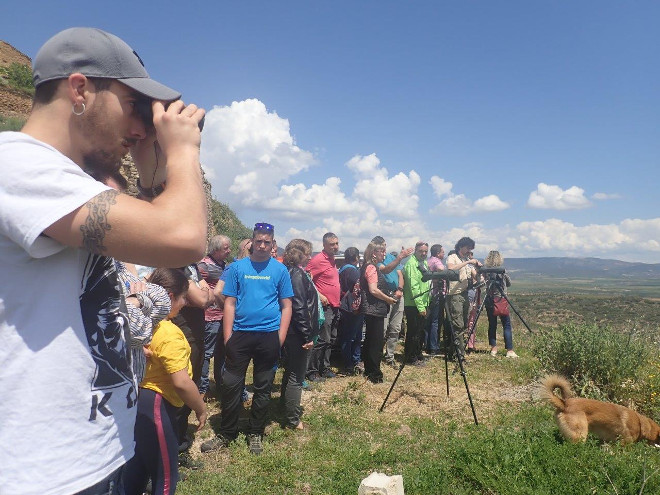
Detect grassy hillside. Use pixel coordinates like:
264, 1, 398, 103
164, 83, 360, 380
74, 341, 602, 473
176, 293, 660, 494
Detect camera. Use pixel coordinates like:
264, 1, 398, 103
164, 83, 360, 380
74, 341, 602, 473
135, 99, 205, 131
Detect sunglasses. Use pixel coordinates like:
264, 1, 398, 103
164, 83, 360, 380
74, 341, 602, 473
254, 222, 274, 232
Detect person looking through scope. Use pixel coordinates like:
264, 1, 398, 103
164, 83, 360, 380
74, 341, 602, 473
446, 237, 482, 366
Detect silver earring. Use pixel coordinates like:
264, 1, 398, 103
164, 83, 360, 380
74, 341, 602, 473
72, 102, 86, 116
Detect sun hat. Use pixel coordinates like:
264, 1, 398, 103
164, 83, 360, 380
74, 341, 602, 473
33, 27, 180, 101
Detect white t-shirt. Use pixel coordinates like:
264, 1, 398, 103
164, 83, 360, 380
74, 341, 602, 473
0, 133, 137, 494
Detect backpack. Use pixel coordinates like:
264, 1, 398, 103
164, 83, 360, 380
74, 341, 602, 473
339, 266, 362, 314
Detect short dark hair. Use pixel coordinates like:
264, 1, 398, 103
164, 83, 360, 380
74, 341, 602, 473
33, 77, 113, 106
147, 268, 189, 298
344, 247, 360, 265
454, 237, 475, 253
323, 232, 337, 243
430, 244, 443, 257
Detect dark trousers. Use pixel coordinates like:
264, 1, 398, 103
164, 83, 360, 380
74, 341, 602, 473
362, 315, 385, 380
307, 306, 338, 376
280, 332, 311, 428
220, 330, 280, 439
404, 306, 426, 363
176, 339, 204, 452
176, 336, 203, 452
124, 388, 179, 495
337, 311, 364, 369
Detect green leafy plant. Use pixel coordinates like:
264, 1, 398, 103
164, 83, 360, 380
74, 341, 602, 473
533, 323, 654, 407
0, 63, 34, 95
0, 114, 26, 131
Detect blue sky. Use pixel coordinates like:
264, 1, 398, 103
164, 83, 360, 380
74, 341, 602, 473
3, 1, 659, 262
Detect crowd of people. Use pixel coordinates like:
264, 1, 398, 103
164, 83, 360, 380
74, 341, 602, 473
0, 27, 517, 495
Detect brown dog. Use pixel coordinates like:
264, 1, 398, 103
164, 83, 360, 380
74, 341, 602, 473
542, 374, 660, 445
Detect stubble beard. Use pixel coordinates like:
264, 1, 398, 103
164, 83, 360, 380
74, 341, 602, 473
78, 97, 125, 178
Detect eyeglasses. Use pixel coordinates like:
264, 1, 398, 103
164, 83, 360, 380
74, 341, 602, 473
254, 222, 274, 232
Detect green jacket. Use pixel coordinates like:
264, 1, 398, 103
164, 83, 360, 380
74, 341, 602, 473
403, 256, 430, 312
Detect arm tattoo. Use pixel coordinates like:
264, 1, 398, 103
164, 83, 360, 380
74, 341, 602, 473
80, 189, 119, 254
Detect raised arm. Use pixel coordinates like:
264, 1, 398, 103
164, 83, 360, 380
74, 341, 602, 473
43, 101, 207, 267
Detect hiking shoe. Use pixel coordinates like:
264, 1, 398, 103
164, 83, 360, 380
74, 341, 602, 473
506, 350, 519, 359
321, 369, 337, 379
200, 435, 231, 453
178, 450, 203, 470
307, 372, 325, 382
247, 434, 263, 455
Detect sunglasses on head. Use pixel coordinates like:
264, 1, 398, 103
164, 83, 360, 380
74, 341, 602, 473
254, 222, 274, 232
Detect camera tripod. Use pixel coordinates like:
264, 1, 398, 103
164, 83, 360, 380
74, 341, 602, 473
464, 271, 533, 352
380, 269, 478, 426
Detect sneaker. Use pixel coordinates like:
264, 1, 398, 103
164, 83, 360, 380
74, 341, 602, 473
355, 362, 365, 374
466, 347, 475, 355
506, 350, 519, 359
301, 380, 312, 390
490, 347, 498, 357
411, 359, 427, 367
307, 372, 325, 383
321, 369, 337, 379
366, 374, 384, 384
178, 450, 203, 470
385, 360, 398, 370
247, 434, 263, 455
200, 435, 231, 453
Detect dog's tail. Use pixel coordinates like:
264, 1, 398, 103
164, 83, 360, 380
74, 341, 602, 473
541, 374, 575, 412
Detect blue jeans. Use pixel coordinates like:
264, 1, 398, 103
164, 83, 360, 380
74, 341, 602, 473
426, 297, 441, 352
337, 311, 364, 369
487, 307, 513, 350
199, 320, 221, 394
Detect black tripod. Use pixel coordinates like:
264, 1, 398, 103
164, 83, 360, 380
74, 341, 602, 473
380, 269, 478, 426
464, 269, 533, 352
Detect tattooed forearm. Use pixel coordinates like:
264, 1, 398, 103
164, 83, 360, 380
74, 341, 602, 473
80, 190, 119, 254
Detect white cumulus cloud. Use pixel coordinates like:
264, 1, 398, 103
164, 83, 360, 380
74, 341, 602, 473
348, 154, 421, 219
527, 183, 591, 210
429, 175, 509, 216
200, 98, 316, 205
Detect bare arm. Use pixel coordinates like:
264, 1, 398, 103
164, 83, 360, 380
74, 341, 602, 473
171, 369, 207, 431
185, 279, 212, 309
212, 279, 226, 308
278, 298, 292, 346
223, 296, 236, 344
368, 280, 397, 305
379, 246, 413, 275
43, 101, 207, 267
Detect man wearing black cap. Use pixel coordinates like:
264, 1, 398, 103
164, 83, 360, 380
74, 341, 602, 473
0, 28, 206, 494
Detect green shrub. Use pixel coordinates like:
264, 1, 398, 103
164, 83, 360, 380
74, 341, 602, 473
0, 63, 34, 95
533, 323, 649, 404
0, 114, 26, 131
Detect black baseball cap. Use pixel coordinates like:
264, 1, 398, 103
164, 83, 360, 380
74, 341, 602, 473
33, 27, 181, 102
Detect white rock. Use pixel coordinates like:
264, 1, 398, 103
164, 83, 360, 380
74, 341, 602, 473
358, 472, 404, 495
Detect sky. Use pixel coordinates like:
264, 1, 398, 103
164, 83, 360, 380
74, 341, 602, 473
3, 1, 659, 263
